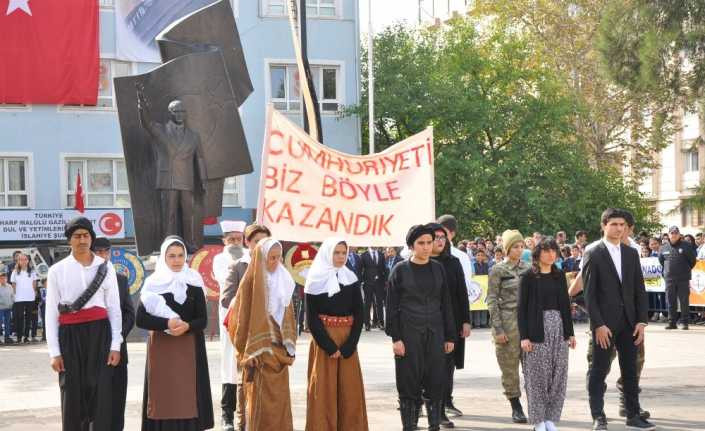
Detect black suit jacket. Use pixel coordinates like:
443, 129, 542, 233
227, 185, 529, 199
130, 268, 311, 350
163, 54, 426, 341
582, 241, 648, 331
346, 252, 363, 280
361, 250, 387, 288
116, 273, 135, 365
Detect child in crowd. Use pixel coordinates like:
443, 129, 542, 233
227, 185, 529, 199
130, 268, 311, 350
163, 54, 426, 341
0, 268, 14, 344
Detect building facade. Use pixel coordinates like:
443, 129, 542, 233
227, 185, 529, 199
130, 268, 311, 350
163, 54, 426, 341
640, 109, 705, 234
0, 0, 361, 251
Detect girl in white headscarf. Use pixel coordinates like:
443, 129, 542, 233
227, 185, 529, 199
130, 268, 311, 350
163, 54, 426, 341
304, 237, 369, 431
135, 236, 214, 431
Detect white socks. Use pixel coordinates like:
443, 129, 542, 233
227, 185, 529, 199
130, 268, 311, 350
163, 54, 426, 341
545, 420, 558, 431
535, 422, 547, 431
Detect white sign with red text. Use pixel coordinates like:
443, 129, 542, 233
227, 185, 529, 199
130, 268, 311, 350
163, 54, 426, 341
257, 107, 436, 246
0, 210, 125, 241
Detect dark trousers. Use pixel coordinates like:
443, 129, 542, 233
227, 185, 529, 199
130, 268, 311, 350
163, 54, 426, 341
445, 353, 455, 403
0, 308, 11, 338
395, 328, 446, 403
588, 317, 640, 419
363, 283, 375, 327
13, 301, 34, 340
666, 280, 690, 324
161, 189, 200, 248
111, 363, 128, 430
30, 300, 39, 338
373, 284, 386, 326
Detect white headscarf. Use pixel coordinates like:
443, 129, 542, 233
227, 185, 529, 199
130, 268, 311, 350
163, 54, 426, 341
261, 238, 296, 327
304, 237, 358, 296
141, 237, 205, 319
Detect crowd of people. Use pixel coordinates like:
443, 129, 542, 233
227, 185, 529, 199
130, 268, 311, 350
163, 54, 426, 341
0, 250, 46, 345
6, 207, 704, 431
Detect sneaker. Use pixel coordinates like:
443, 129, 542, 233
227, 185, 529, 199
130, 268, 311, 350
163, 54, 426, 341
545, 420, 559, 431
625, 415, 656, 430
445, 401, 463, 417
592, 415, 608, 431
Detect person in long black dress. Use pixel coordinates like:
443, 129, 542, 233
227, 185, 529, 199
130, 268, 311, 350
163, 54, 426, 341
304, 237, 368, 431
428, 223, 471, 427
136, 236, 214, 431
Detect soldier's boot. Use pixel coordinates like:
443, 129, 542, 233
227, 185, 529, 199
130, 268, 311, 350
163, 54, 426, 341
399, 399, 418, 431
221, 384, 236, 431
426, 400, 442, 431
510, 397, 528, 424
617, 383, 650, 419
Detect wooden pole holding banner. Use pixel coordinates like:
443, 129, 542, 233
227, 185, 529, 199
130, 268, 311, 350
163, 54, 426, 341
286, 0, 322, 142
368, 0, 375, 154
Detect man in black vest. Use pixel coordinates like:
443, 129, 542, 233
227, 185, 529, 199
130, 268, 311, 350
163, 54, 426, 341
659, 226, 696, 330
361, 247, 387, 331
93, 237, 135, 431
582, 208, 654, 431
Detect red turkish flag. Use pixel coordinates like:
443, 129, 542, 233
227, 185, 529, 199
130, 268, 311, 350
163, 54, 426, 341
75, 170, 85, 214
0, 0, 100, 105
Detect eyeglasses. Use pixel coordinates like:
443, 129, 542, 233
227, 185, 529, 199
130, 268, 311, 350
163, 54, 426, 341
434, 235, 447, 241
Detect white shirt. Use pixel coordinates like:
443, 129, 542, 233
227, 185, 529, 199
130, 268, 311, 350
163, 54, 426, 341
451, 245, 473, 293
45, 254, 122, 358
212, 251, 231, 288
10, 270, 37, 302
602, 239, 622, 282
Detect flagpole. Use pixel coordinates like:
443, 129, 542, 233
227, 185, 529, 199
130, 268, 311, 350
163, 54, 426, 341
368, 0, 375, 155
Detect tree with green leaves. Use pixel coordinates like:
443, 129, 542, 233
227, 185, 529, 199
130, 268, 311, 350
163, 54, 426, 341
350, 18, 658, 239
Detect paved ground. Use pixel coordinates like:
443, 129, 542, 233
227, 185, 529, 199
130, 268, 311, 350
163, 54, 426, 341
1, 322, 704, 430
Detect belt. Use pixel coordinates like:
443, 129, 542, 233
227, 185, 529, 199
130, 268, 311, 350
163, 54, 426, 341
58, 306, 108, 326
319, 314, 354, 327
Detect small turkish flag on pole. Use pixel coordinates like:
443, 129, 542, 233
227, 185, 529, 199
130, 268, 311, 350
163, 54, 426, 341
75, 170, 85, 213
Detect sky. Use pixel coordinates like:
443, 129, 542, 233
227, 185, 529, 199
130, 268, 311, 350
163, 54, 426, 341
359, 1, 422, 35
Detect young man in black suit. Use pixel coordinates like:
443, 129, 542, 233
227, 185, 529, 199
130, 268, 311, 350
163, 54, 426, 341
581, 208, 654, 431
93, 238, 135, 431
361, 247, 388, 331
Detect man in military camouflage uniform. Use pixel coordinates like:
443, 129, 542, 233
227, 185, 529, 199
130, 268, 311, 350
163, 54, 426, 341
487, 229, 529, 424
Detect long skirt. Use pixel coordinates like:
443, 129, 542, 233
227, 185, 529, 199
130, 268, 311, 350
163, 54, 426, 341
306, 323, 368, 431
521, 310, 569, 425
58, 318, 113, 431
243, 344, 294, 431
141, 331, 214, 431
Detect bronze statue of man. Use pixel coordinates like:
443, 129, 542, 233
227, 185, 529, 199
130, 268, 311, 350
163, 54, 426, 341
137, 87, 207, 249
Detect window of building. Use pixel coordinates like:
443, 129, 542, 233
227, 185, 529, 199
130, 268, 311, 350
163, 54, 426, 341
685, 149, 699, 172
99, 0, 114, 8
65, 158, 130, 208
0, 157, 29, 208
222, 176, 243, 207
0, 103, 30, 111
269, 63, 341, 113
60, 59, 132, 111
262, 0, 339, 18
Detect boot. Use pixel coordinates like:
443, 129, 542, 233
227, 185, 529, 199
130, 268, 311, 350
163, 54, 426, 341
399, 399, 418, 431
440, 401, 455, 428
221, 384, 236, 431
426, 400, 443, 431
509, 397, 528, 424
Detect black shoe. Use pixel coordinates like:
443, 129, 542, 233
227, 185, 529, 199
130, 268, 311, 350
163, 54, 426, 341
509, 397, 527, 424
665, 322, 677, 330
364, 325, 371, 332
220, 418, 235, 431
592, 415, 608, 430
619, 406, 651, 420
680, 323, 689, 330
625, 415, 656, 430
445, 400, 463, 417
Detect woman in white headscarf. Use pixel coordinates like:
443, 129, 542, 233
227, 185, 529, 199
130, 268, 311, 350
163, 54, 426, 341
304, 237, 368, 431
227, 238, 297, 431
136, 235, 214, 431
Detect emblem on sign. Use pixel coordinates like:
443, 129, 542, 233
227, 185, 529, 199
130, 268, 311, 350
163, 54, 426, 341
110, 247, 146, 296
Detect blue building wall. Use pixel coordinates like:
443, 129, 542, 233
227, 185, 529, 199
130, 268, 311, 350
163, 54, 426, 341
0, 1, 361, 242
